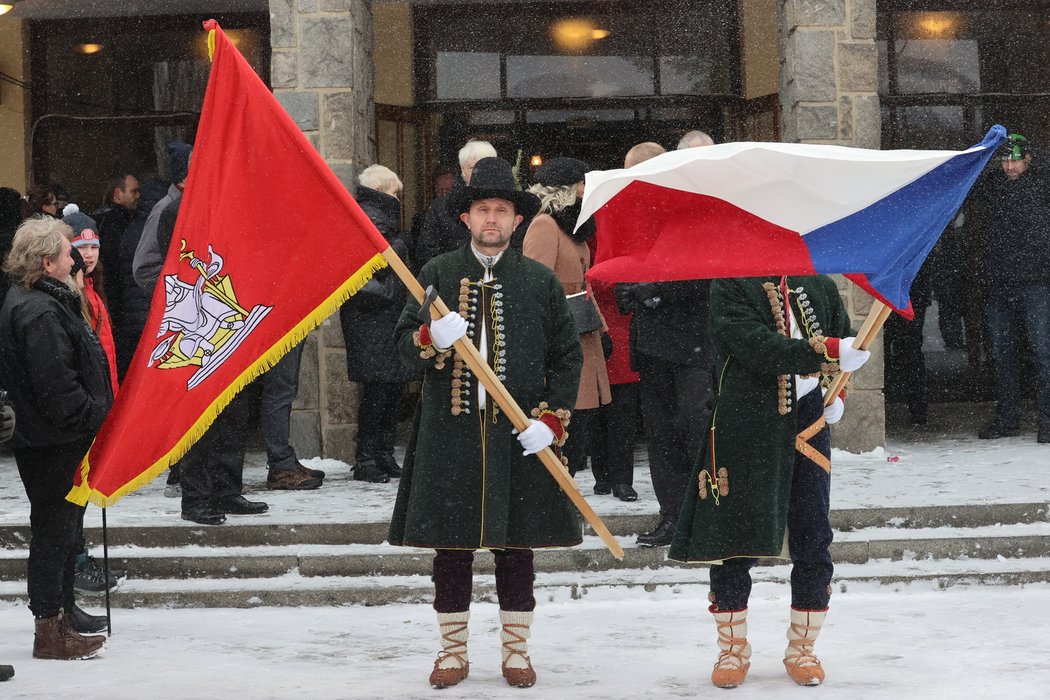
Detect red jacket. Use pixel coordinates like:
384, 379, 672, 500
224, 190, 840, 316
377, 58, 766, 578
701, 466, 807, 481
84, 277, 119, 394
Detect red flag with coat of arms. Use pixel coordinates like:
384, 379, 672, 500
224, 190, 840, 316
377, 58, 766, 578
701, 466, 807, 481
67, 21, 391, 506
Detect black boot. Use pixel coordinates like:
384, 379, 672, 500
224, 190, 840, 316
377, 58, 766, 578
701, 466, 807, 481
69, 604, 108, 634
181, 503, 226, 525
636, 518, 675, 547
376, 452, 402, 479
0, 664, 13, 681
352, 456, 390, 483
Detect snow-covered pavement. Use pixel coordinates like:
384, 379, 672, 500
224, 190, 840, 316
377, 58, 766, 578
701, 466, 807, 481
1, 581, 1048, 699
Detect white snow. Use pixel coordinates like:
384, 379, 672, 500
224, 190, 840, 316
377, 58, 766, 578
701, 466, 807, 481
1, 401, 1049, 697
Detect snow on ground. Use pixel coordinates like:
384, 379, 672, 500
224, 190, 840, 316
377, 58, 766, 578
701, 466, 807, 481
1, 582, 1049, 699
1, 401, 1049, 696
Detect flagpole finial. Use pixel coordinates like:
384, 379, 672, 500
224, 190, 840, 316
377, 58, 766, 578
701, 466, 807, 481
203, 19, 219, 61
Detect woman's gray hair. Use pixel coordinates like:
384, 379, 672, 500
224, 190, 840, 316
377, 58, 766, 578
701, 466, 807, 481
458, 140, 497, 167
526, 182, 579, 215
359, 164, 403, 197
3, 217, 72, 289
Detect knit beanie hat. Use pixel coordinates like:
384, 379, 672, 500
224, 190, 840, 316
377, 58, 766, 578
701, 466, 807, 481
62, 204, 101, 247
169, 140, 193, 183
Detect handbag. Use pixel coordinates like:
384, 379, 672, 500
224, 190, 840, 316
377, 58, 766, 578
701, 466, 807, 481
565, 291, 602, 335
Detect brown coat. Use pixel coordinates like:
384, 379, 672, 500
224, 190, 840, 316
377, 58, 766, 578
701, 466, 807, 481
523, 213, 611, 409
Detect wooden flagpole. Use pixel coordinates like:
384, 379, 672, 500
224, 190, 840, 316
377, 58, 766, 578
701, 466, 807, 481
381, 248, 625, 561
796, 299, 893, 473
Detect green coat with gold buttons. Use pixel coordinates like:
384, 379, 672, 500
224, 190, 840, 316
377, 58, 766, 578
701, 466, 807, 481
388, 245, 584, 550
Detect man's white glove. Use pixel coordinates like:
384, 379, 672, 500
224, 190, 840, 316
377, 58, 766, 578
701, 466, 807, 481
512, 420, 556, 456
823, 396, 845, 425
838, 337, 871, 373
429, 311, 468, 350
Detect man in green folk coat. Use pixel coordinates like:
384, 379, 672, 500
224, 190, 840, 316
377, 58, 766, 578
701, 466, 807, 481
668, 275, 871, 690
389, 157, 583, 690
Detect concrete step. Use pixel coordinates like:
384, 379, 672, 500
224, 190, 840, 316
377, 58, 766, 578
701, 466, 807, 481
3, 523, 1050, 583
0, 501, 1045, 550
3, 555, 1047, 608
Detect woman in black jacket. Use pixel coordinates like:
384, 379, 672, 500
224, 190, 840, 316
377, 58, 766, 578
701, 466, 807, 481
0, 217, 112, 660
340, 165, 414, 482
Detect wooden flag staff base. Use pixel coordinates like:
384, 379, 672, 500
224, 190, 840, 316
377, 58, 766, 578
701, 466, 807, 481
382, 248, 625, 561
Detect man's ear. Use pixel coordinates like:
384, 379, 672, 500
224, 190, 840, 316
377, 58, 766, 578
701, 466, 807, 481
514, 214, 524, 228
460, 212, 470, 226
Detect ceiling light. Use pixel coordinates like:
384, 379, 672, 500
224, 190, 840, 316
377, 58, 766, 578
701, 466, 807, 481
75, 44, 105, 55
530, 155, 543, 167
552, 18, 611, 52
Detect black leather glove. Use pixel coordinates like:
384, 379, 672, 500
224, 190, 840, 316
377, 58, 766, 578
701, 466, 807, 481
601, 332, 614, 360
1, 400, 15, 444
614, 283, 638, 315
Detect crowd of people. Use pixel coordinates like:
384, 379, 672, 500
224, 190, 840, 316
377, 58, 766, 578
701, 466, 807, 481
0, 126, 1043, 689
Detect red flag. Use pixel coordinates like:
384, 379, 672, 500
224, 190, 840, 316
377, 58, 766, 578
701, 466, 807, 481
68, 21, 390, 507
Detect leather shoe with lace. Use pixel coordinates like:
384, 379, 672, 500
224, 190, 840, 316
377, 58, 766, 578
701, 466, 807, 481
376, 453, 402, 479
267, 466, 322, 490
352, 457, 391, 483
593, 480, 611, 495
216, 495, 269, 515
181, 505, 226, 525
636, 517, 675, 547
612, 483, 638, 502
69, 604, 108, 634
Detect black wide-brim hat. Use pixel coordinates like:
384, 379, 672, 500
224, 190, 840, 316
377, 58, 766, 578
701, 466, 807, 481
534, 156, 591, 187
448, 157, 540, 220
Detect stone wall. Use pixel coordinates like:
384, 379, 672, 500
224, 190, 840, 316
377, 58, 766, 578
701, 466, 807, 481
779, 0, 885, 452
269, 0, 374, 460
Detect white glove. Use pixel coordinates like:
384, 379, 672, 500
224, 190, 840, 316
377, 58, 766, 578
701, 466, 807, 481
838, 337, 871, 373
823, 396, 844, 425
512, 420, 555, 456
429, 311, 467, 350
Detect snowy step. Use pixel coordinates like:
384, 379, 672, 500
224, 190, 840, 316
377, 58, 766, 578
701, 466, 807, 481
2, 523, 1050, 585
3, 555, 1049, 608
0, 501, 1044, 551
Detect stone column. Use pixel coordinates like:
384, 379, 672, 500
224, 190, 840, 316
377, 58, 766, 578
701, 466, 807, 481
779, 0, 884, 452
269, 0, 375, 460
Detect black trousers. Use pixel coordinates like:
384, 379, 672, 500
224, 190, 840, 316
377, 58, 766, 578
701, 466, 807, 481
180, 384, 259, 509
885, 303, 929, 420
562, 407, 595, 476
637, 355, 713, 519
590, 382, 640, 486
432, 549, 535, 613
708, 390, 834, 611
357, 381, 403, 459
13, 438, 92, 618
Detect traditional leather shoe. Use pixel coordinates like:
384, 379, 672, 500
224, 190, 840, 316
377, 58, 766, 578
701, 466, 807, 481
376, 453, 402, 479
267, 467, 322, 491
181, 505, 225, 525
636, 518, 675, 547
978, 421, 1020, 439
592, 480, 611, 495
69, 604, 107, 634
352, 458, 390, 483
216, 495, 269, 515
612, 484, 638, 502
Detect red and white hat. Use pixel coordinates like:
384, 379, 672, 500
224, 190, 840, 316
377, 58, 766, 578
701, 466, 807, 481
62, 204, 101, 247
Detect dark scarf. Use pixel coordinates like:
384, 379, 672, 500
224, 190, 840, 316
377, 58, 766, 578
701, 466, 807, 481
553, 200, 597, 243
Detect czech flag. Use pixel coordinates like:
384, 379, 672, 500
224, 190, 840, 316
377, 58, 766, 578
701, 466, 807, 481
581, 126, 1006, 318
67, 21, 391, 507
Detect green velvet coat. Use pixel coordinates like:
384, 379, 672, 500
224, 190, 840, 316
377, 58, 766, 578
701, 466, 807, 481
668, 275, 852, 563
387, 245, 584, 550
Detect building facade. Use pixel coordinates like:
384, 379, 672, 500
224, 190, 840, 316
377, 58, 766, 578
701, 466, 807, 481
12, 0, 1032, 457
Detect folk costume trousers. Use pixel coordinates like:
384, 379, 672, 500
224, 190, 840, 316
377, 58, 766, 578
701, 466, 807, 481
432, 549, 535, 613
590, 382, 640, 486
636, 355, 713, 520
709, 390, 833, 611
13, 438, 92, 618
